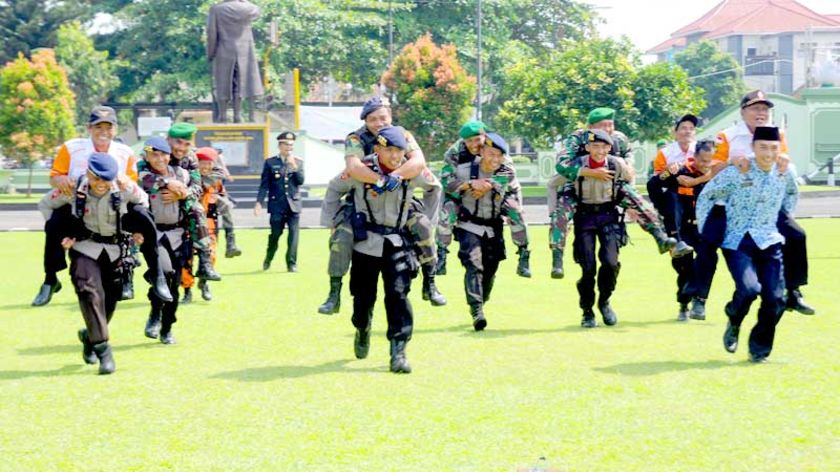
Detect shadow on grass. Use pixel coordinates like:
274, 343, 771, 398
220, 269, 274, 278
0, 301, 79, 311
0, 364, 86, 380
17, 342, 164, 356
211, 358, 385, 382
593, 359, 753, 376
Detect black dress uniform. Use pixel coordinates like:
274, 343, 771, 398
257, 131, 305, 271
38, 153, 150, 374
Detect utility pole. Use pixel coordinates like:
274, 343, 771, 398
476, 0, 482, 121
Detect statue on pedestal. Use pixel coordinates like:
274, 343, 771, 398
207, 0, 264, 123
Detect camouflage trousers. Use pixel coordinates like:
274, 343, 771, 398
548, 180, 663, 251
327, 202, 437, 278
438, 199, 529, 250
186, 203, 212, 252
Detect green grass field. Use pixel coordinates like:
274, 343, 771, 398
1, 221, 838, 470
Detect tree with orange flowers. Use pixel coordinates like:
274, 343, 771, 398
382, 34, 476, 160
0, 49, 76, 196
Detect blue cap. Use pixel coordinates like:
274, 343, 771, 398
483, 132, 509, 155
360, 96, 390, 120
375, 126, 408, 150
88, 152, 119, 181
144, 136, 171, 154
588, 129, 614, 147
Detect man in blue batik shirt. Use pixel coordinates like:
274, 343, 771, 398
697, 126, 798, 363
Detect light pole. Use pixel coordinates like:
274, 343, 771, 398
476, 0, 482, 120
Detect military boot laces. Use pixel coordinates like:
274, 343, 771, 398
389, 339, 412, 374
551, 249, 565, 279
318, 278, 342, 315
516, 248, 532, 278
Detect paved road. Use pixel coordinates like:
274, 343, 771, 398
2, 194, 838, 231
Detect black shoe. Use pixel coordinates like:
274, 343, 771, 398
119, 277, 135, 301
422, 274, 447, 307
470, 305, 487, 331
199, 279, 212, 301
151, 270, 173, 302
93, 342, 115, 375
225, 231, 242, 258
654, 230, 678, 254
354, 328, 371, 359
551, 249, 565, 279
318, 277, 342, 314
581, 309, 597, 328
723, 320, 740, 353
32, 281, 62, 307
749, 353, 768, 363
196, 253, 222, 281
262, 259, 271, 271
435, 246, 448, 276
389, 339, 412, 374
160, 330, 176, 345
181, 287, 193, 304
287, 264, 298, 273
77, 328, 97, 365
786, 289, 816, 315
516, 248, 532, 278
677, 303, 689, 322
689, 297, 706, 320
598, 302, 618, 326
144, 308, 162, 339
670, 241, 694, 258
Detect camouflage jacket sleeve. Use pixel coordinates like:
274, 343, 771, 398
344, 132, 365, 161
613, 131, 635, 167
491, 165, 522, 213
555, 131, 586, 180
180, 155, 204, 201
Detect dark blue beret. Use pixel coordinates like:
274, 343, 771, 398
88, 152, 119, 181
360, 96, 390, 120
483, 132, 509, 155
375, 126, 407, 150
144, 136, 171, 154
587, 129, 614, 147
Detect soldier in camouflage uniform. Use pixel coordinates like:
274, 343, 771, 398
318, 97, 446, 315
449, 132, 526, 331
439, 121, 531, 278
321, 126, 441, 373
547, 107, 680, 279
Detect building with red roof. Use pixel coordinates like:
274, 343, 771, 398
648, 0, 840, 94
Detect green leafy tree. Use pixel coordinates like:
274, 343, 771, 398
496, 38, 704, 147
382, 34, 476, 160
55, 21, 121, 130
674, 40, 746, 121
0, 49, 76, 195
0, 0, 96, 64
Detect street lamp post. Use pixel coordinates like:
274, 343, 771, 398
476, 0, 482, 121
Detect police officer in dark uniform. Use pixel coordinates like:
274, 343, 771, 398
255, 131, 304, 271
572, 129, 632, 328
321, 126, 441, 373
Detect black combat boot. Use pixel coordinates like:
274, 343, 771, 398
551, 249, 564, 279
516, 247, 532, 278
435, 246, 448, 276
689, 297, 706, 320
677, 302, 689, 322
224, 228, 242, 258
421, 266, 447, 306
318, 277, 342, 315
119, 270, 135, 301
723, 302, 740, 353
470, 304, 487, 331
144, 307, 162, 339
354, 327, 371, 359
159, 327, 176, 345
196, 251, 222, 281
652, 229, 678, 254
671, 240, 694, 258
598, 301, 618, 326
77, 328, 97, 365
181, 287, 193, 305
92, 341, 115, 375
581, 309, 597, 328
150, 268, 173, 302
199, 279, 212, 301
32, 281, 62, 307
786, 289, 815, 315
389, 339, 412, 374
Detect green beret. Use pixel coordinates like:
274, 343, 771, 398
656, 139, 668, 148
168, 122, 197, 139
587, 107, 615, 125
459, 120, 486, 139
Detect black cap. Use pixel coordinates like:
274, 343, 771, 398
277, 131, 296, 142
360, 96, 390, 120
89, 106, 118, 126
587, 129, 613, 147
675, 113, 699, 129
741, 90, 774, 109
753, 126, 780, 142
